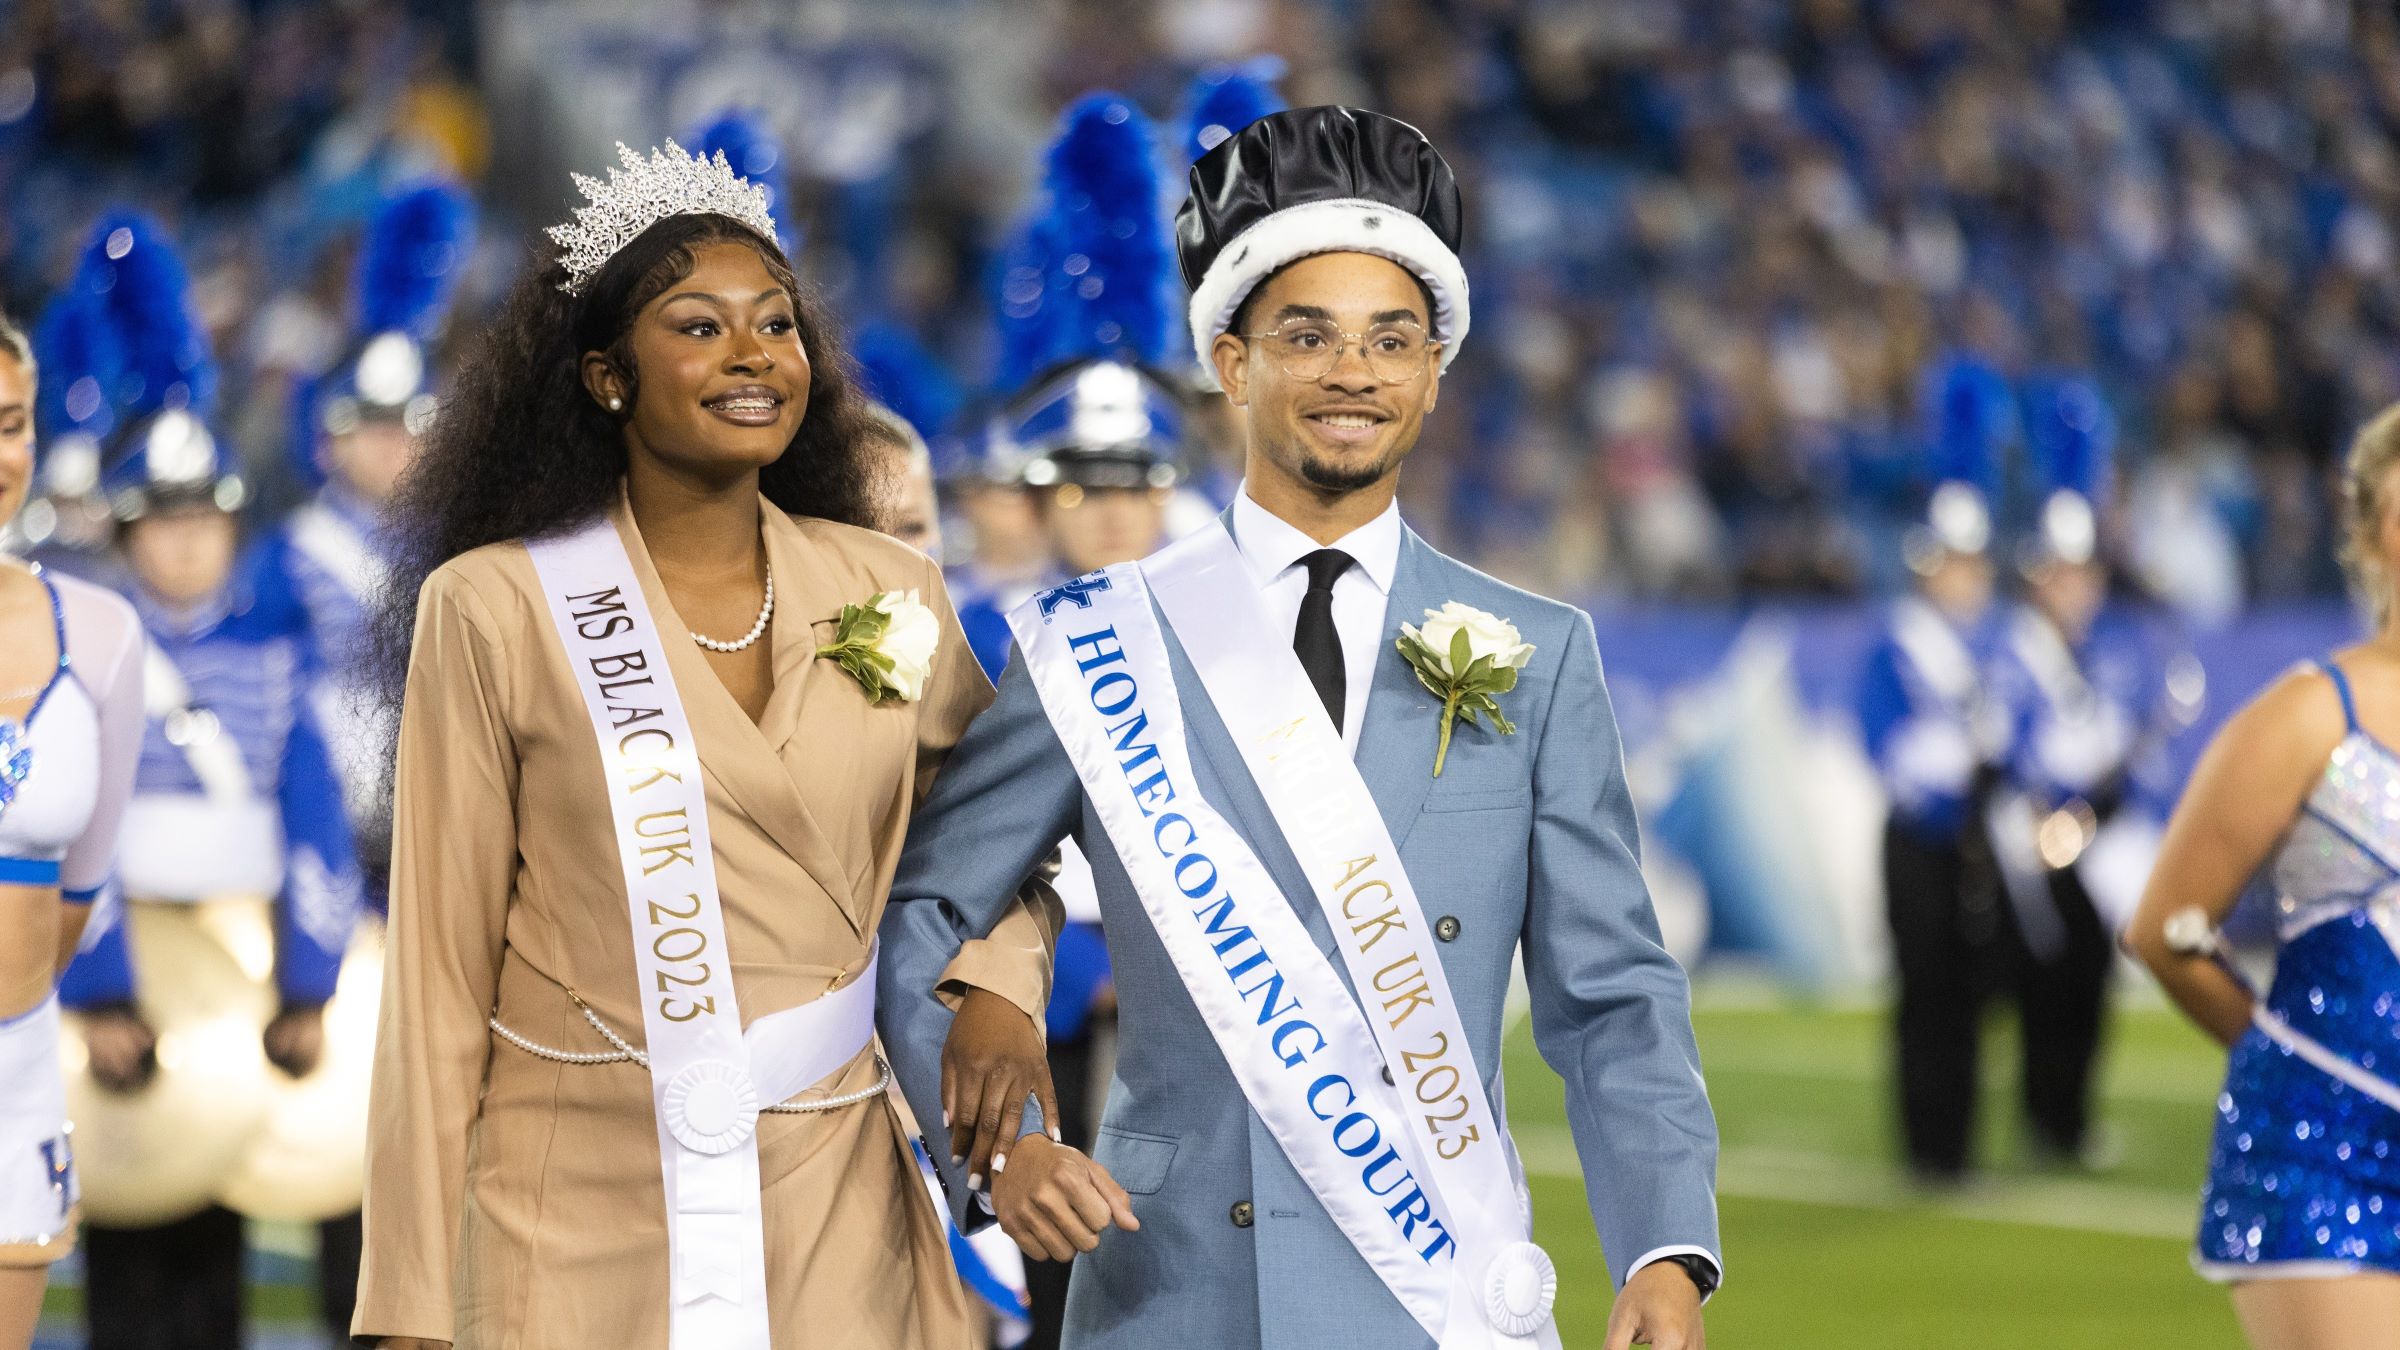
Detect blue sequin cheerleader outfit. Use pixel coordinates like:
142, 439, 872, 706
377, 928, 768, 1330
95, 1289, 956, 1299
2194, 661, 2400, 1281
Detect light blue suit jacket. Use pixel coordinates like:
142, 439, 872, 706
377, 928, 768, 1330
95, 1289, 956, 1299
879, 521, 1720, 1349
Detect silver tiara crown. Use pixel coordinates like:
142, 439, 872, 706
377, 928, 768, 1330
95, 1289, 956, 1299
546, 140, 782, 295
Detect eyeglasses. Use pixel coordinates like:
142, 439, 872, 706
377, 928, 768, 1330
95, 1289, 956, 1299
1240, 318, 1440, 384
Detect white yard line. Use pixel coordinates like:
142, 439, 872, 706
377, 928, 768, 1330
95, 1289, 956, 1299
1514, 1128, 2197, 1241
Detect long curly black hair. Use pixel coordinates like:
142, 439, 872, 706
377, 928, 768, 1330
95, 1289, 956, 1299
370, 212, 879, 709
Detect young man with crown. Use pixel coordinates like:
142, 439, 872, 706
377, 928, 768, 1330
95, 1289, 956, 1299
880, 107, 1721, 1350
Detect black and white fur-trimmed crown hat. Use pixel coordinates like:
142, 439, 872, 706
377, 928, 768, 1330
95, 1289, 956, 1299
1175, 106, 1467, 387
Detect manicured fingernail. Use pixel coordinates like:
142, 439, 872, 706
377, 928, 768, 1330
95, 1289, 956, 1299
969, 1173, 985, 1190
992, 1152, 1008, 1174
951, 1154, 963, 1166
942, 1109, 951, 1127
1050, 1127, 1063, 1143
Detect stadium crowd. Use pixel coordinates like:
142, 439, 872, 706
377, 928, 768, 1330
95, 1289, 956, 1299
4, 0, 2396, 621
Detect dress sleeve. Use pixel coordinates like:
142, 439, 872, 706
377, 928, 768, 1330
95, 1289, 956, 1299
353, 566, 520, 1344
55, 576, 146, 909
909, 560, 1062, 1021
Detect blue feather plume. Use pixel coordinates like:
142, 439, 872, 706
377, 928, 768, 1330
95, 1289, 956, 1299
990, 210, 1061, 395
1180, 59, 1286, 165
357, 182, 476, 339
689, 109, 797, 256
31, 275, 123, 452
79, 211, 216, 419
1923, 352, 2011, 500
1030, 92, 1176, 375
853, 321, 964, 444
2022, 372, 2117, 504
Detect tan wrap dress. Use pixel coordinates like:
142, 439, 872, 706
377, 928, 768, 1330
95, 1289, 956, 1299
353, 494, 1058, 1348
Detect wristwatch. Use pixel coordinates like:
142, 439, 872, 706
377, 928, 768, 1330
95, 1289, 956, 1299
1659, 1253, 1719, 1299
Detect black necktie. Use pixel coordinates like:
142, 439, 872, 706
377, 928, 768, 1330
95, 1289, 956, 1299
1294, 548, 1354, 733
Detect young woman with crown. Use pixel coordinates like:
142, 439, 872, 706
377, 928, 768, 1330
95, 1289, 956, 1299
353, 141, 1062, 1350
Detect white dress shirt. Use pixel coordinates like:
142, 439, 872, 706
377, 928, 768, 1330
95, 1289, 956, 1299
1229, 487, 1402, 756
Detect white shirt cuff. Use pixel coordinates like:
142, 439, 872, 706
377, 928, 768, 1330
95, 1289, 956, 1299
1625, 1244, 1722, 1304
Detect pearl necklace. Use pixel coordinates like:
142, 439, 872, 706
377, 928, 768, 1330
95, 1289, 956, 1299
690, 566, 774, 653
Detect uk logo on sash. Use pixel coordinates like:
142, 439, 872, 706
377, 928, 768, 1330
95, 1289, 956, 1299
1035, 573, 1113, 620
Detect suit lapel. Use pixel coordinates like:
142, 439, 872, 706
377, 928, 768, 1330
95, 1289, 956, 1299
1352, 525, 1439, 849
611, 496, 864, 937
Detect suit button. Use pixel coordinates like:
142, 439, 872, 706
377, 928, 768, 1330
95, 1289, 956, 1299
1230, 1201, 1255, 1229
1435, 915, 1462, 942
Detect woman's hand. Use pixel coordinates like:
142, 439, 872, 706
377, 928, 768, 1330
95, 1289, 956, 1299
81, 1007, 158, 1093
942, 986, 1059, 1188
990, 1133, 1139, 1262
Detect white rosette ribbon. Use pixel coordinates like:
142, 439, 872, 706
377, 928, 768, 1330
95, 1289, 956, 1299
1483, 1241, 1558, 1337
662, 1059, 761, 1156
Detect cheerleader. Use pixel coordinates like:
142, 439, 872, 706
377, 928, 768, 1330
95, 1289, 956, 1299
0, 296, 147, 1348
2128, 404, 2400, 1348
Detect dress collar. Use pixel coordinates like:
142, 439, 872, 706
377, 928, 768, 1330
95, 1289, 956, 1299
1229, 485, 1401, 596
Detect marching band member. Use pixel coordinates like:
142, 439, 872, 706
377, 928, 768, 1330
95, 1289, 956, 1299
51, 213, 364, 1350
881, 106, 1723, 1350
251, 182, 476, 908
2128, 402, 2400, 1348
1855, 356, 2008, 1184
353, 141, 1058, 1350
965, 95, 1190, 1350
0, 295, 145, 1350
1984, 375, 2182, 1168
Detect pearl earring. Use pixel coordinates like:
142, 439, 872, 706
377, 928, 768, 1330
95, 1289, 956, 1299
608, 396, 623, 411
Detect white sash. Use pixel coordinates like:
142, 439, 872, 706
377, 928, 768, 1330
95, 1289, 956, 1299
142, 643, 254, 805
525, 519, 774, 1348
1889, 596, 1978, 711
1009, 525, 1557, 1348
288, 500, 383, 606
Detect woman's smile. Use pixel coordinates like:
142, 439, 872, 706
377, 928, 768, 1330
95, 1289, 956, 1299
703, 383, 787, 427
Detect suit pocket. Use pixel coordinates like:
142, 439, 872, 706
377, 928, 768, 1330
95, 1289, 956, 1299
1422, 786, 1531, 814
1092, 1125, 1178, 1195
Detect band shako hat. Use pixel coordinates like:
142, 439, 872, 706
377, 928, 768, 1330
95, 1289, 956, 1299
2021, 373, 2116, 571
302, 181, 477, 483
1176, 105, 1468, 386
1907, 352, 2010, 571
46, 212, 246, 520
989, 93, 1188, 492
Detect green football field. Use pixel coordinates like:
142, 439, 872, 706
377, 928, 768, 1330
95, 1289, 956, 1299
41, 994, 2247, 1348
1520, 994, 2247, 1348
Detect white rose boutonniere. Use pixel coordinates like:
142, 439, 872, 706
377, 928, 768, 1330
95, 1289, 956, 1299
816, 589, 938, 704
1395, 601, 1536, 777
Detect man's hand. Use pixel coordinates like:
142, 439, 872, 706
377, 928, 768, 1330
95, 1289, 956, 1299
263, 1004, 327, 1078
990, 1134, 1139, 1262
1603, 1259, 1706, 1350
81, 1007, 158, 1093
942, 987, 1059, 1188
